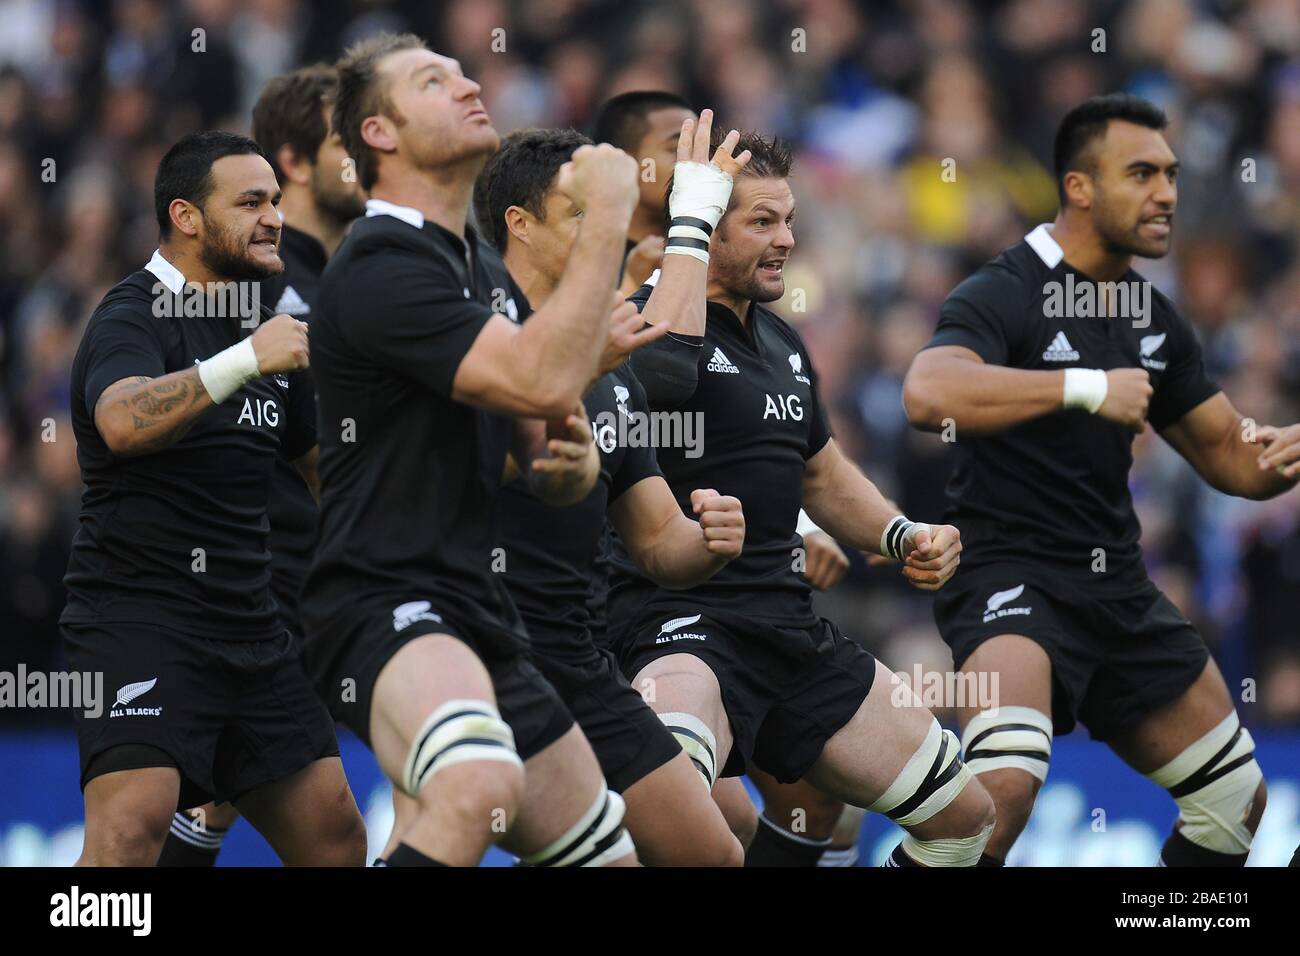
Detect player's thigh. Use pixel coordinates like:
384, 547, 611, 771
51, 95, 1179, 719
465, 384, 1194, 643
498, 723, 626, 860
955, 633, 1053, 811
621, 751, 743, 866
81, 766, 181, 864
236, 756, 365, 866
182, 800, 240, 832
955, 633, 1053, 728
1108, 656, 1233, 773
632, 652, 734, 766
368, 632, 499, 785
804, 658, 992, 837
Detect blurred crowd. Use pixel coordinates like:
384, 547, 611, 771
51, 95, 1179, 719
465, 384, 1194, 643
1, 0, 1298, 727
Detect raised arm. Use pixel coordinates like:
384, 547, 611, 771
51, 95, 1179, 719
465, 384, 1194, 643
451, 144, 639, 418
903, 345, 1154, 436
95, 314, 309, 457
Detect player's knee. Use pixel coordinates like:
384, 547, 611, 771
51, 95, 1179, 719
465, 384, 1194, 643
312, 790, 368, 866
870, 718, 993, 865
1149, 712, 1265, 856
94, 804, 172, 865
657, 711, 720, 791
521, 787, 635, 867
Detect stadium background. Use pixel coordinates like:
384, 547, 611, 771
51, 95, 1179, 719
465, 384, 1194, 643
0, 0, 1296, 864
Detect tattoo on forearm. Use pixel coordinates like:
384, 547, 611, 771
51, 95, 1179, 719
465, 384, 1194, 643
97, 369, 211, 452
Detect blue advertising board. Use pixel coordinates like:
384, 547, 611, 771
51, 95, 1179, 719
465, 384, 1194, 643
2, 729, 1296, 866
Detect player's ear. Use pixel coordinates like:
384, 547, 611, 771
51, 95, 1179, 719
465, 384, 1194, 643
504, 205, 530, 246
275, 143, 312, 187
169, 198, 202, 238
1063, 169, 1093, 211
359, 113, 398, 155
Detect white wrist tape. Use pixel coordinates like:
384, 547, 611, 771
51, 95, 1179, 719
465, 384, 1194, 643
1063, 367, 1108, 414
198, 337, 260, 403
881, 514, 927, 561
665, 161, 734, 264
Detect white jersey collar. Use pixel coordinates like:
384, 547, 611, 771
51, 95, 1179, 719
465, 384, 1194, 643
144, 248, 186, 295
1024, 223, 1064, 269
366, 198, 425, 230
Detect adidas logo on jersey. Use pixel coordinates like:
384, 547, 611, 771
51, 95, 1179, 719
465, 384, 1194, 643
1042, 331, 1080, 362
1139, 332, 1167, 371
707, 347, 740, 374
982, 584, 1032, 623
273, 285, 310, 316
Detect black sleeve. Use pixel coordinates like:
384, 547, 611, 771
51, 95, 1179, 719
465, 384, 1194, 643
280, 367, 318, 461
343, 246, 496, 397
925, 270, 1026, 366
1149, 314, 1221, 432
804, 344, 832, 460
626, 282, 704, 409
81, 305, 168, 412
609, 374, 663, 501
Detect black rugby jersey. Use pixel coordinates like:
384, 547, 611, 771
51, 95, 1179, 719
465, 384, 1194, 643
923, 223, 1220, 589
301, 201, 532, 646
62, 251, 317, 640
258, 224, 329, 629
608, 288, 832, 626
497, 360, 661, 661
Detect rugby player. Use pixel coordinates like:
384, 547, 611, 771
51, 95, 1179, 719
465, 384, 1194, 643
609, 130, 997, 867
301, 33, 640, 867
159, 63, 366, 867
904, 93, 1287, 866
463, 124, 751, 865
61, 131, 366, 866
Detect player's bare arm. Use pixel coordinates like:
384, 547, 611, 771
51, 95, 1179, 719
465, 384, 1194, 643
1160, 392, 1300, 499
903, 344, 1153, 435
93, 312, 307, 456
597, 292, 670, 376
801, 437, 961, 590
607, 478, 744, 589
452, 144, 639, 418
510, 409, 600, 506
636, 110, 751, 338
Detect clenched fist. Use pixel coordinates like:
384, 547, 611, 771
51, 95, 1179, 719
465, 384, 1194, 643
900, 523, 961, 591
1098, 368, 1152, 433
559, 143, 639, 217
691, 487, 745, 559
250, 313, 309, 374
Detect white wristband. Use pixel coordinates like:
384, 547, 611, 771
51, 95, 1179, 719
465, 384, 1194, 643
668, 161, 734, 228
1063, 367, 1108, 414
881, 514, 915, 561
198, 337, 260, 403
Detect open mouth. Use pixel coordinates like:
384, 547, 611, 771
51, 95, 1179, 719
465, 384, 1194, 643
1142, 214, 1172, 236
759, 259, 786, 276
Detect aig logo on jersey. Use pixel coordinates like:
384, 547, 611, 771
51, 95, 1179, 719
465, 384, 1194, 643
982, 584, 1031, 624
393, 600, 443, 632
789, 353, 811, 385
764, 393, 803, 421
237, 397, 279, 428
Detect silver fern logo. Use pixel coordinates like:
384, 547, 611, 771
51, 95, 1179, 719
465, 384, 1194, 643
983, 585, 1031, 623
659, 614, 701, 635
110, 678, 161, 717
